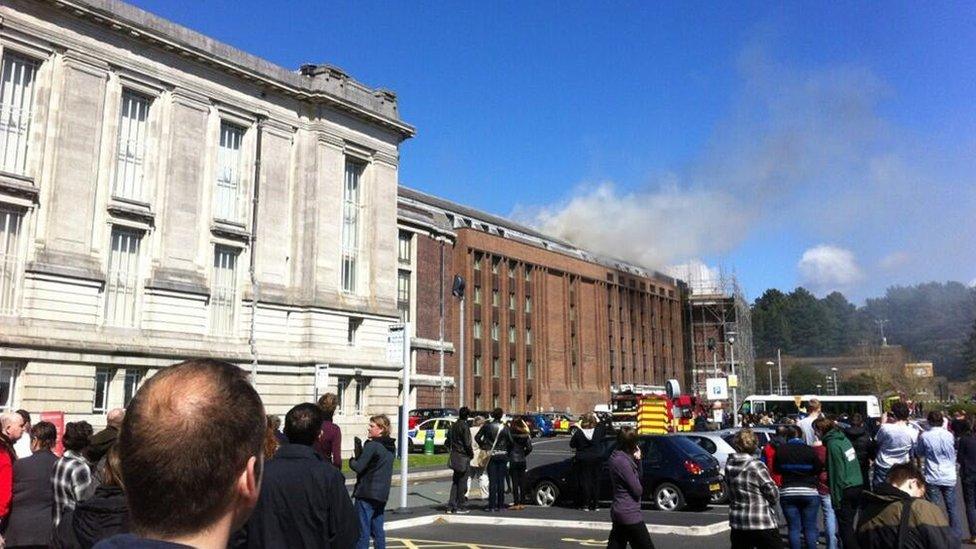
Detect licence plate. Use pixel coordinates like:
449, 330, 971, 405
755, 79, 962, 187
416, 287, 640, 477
709, 483, 721, 491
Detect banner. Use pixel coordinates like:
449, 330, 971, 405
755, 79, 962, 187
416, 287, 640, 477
40, 411, 65, 456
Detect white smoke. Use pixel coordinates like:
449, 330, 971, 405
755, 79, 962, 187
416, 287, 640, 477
797, 245, 864, 293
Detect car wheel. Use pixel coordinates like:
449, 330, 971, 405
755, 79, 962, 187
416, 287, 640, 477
653, 482, 686, 512
533, 480, 559, 507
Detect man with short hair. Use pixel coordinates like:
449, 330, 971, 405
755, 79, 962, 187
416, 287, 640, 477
87, 408, 125, 465
237, 402, 358, 548
94, 359, 265, 549
857, 463, 958, 548
874, 402, 919, 488
797, 399, 822, 446
13, 409, 32, 459
314, 393, 342, 469
916, 410, 960, 540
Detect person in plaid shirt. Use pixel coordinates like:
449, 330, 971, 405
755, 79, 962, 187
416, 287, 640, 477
52, 421, 95, 528
726, 428, 784, 548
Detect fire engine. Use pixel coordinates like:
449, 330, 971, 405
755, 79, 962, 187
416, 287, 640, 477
610, 380, 700, 434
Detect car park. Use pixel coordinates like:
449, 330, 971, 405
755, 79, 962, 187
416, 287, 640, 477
525, 434, 722, 511
406, 417, 455, 453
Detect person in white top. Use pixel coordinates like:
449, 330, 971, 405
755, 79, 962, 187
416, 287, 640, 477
12, 410, 31, 459
797, 399, 822, 446
873, 401, 918, 488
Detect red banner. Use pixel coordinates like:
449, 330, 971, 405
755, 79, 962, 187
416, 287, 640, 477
40, 411, 65, 456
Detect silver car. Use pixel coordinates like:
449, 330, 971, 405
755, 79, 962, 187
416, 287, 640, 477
675, 427, 776, 503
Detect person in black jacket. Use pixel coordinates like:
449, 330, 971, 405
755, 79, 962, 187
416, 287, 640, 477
54, 444, 129, 549
475, 408, 514, 512
6, 421, 59, 548
445, 407, 474, 514
957, 420, 976, 545
236, 402, 359, 549
570, 413, 606, 511
350, 414, 395, 549
844, 413, 874, 491
508, 418, 533, 510
773, 425, 823, 549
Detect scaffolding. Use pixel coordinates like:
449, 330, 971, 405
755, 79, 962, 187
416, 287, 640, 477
669, 264, 755, 402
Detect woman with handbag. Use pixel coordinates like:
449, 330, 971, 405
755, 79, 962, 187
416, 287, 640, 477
508, 418, 533, 510
475, 408, 514, 512
467, 417, 489, 501
446, 407, 474, 514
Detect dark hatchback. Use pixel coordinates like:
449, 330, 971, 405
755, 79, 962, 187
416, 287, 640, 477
525, 434, 722, 512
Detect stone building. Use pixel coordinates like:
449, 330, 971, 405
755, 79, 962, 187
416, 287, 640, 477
398, 187, 687, 414
0, 0, 414, 452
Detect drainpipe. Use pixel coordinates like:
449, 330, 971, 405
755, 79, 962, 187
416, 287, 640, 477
248, 117, 265, 384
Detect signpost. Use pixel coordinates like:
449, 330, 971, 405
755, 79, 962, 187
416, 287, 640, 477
388, 323, 411, 512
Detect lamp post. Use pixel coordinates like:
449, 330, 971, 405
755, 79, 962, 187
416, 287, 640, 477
451, 275, 466, 407
816, 384, 822, 394
831, 367, 839, 396
728, 334, 737, 428
765, 361, 775, 395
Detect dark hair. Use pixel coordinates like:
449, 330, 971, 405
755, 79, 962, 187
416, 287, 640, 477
119, 359, 265, 538
775, 425, 793, 439
958, 420, 973, 436
887, 462, 925, 488
511, 418, 530, 435
491, 407, 503, 421
15, 409, 30, 426
31, 421, 57, 450
284, 403, 323, 446
458, 407, 470, 421
317, 393, 338, 421
616, 426, 639, 453
927, 410, 943, 427
891, 402, 910, 421
851, 413, 864, 426
103, 444, 124, 489
264, 416, 280, 461
813, 416, 835, 436
63, 421, 93, 453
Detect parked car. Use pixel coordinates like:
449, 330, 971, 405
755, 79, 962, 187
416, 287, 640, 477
408, 408, 458, 430
547, 413, 579, 435
511, 413, 552, 438
406, 418, 455, 453
673, 431, 738, 504
525, 434, 722, 511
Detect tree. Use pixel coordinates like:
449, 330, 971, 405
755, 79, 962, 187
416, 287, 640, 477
964, 318, 976, 377
840, 373, 879, 395
787, 364, 824, 394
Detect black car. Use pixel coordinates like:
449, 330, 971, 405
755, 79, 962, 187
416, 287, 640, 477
524, 434, 722, 512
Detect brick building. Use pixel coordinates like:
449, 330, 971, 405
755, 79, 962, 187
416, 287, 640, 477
399, 187, 687, 414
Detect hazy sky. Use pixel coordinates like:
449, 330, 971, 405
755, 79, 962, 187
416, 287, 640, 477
129, 1, 976, 302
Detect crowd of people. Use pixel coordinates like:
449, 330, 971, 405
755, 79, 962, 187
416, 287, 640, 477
726, 398, 971, 549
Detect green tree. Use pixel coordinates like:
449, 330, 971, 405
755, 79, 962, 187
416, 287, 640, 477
787, 364, 825, 394
752, 289, 791, 357
839, 373, 879, 395
964, 318, 976, 376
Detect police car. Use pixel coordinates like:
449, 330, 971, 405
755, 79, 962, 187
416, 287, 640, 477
406, 418, 456, 453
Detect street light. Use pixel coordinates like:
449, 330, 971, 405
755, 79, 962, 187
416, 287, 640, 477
831, 367, 839, 396
816, 384, 822, 394
451, 275, 466, 407
728, 334, 737, 428
765, 361, 775, 395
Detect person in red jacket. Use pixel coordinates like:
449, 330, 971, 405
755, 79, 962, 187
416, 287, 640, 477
0, 410, 27, 522
763, 425, 792, 487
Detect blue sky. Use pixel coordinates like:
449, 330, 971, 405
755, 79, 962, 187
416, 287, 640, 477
129, 1, 976, 303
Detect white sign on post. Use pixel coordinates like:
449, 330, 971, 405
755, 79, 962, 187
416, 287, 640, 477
314, 364, 329, 400
387, 324, 405, 365
706, 378, 729, 400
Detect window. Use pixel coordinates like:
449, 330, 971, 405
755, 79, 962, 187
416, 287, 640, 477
347, 317, 362, 345
475, 394, 483, 410
93, 368, 111, 413
492, 290, 499, 307
354, 377, 368, 415
509, 293, 515, 310
0, 208, 24, 315
105, 228, 141, 327
473, 356, 482, 376
211, 246, 239, 335
397, 231, 412, 265
336, 377, 348, 415
524, 296, 532, 313
0, 53, 38, 176
0, 362, 17, 410
341, 161, 364, 293
491, 257, 499, 274
508, 325, 516, 343
473, 252, 482, 270
214, 122, 245, 222
473, 320, 482, 339
473, 286, 481, 305
123, 368, 142, 407
508, 261, 516, 278
525, 327, 532, 345
397, 271, 410, 322
527, 360, 534, 380
510, 394, 517, 410
492, 394, 499, 409
492, 358, 499, 378
524, 266, 532, 282
491, 322, 499, 341
509, 359, 517, 378
113, 91, 151, 201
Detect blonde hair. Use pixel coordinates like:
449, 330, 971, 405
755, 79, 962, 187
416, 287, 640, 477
370, 414, 391, 437
732, 428, 758, 454
807, 399, 821, 413
580, 413, 596, 429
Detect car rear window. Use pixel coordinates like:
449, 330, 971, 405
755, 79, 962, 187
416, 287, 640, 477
668, 436, 713, 458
